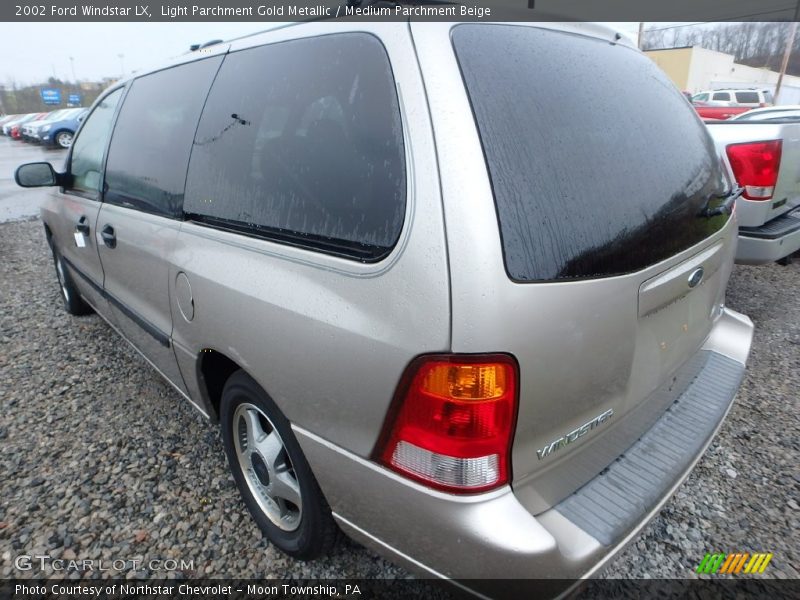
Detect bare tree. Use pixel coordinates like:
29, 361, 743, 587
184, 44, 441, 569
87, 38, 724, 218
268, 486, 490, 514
642, 22, 798, 75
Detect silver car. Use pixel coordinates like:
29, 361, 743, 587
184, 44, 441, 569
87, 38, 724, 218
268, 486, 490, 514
16, 21, 753, 592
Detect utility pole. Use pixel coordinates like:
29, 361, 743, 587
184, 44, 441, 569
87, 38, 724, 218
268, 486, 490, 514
638, 22, 645, 49
69, 56, 76, 82
775, 21, 798, 104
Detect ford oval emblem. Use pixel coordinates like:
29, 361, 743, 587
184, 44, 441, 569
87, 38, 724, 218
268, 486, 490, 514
688, 267, 705, 288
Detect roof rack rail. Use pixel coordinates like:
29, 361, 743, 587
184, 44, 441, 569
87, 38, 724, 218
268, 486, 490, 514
190, 39, 224, 52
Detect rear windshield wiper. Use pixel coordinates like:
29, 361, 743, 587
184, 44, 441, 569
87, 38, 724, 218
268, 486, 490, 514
700, 186, 744, 218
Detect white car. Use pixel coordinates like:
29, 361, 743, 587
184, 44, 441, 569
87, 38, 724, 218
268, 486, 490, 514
692, 88, 773, 107
732, 105, 800, 122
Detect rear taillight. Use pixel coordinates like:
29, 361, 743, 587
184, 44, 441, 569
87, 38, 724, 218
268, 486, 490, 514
726, 140, 782, 200
376, 354, 518, 493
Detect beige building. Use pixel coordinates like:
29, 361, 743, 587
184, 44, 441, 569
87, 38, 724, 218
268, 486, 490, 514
645, 46, 800, 104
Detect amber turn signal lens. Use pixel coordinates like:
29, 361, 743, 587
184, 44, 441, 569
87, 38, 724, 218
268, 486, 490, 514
420, 363, 507, 400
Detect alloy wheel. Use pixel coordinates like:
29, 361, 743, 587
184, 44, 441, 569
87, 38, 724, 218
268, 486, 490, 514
232, 402, 303, 531
56, 132, 73, 148
55, 255, 70, 302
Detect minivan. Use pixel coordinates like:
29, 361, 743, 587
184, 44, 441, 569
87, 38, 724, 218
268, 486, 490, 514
16, 21, 753, 592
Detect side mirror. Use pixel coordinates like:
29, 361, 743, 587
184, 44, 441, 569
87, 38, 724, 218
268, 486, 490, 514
78, 113, 86, 122
15, 162, 59, 188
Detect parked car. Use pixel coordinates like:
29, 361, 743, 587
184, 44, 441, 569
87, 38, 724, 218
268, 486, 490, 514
0, 114, 22, 129
30, 108, 87, 148
2, 112, 40, 137
731, 105, 800, 122
1, 114, 24, 135
12, 113, 48, 140
706, 117, 800, 265
21, 109, 69, 142
14, 22, 753, 593
692, 88, 773, 107
693, 101, 750, 120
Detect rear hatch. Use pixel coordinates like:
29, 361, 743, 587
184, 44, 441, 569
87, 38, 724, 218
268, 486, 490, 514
450, 24, 737, 513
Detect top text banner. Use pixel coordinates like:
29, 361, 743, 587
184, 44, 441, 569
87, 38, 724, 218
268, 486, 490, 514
3, 0, 798, 22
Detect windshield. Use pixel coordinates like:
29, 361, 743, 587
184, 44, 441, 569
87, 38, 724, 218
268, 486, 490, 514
41, 110, 67, 122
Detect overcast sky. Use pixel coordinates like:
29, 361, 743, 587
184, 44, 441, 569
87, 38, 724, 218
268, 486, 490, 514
0, 21, 644, 86
0, 23, 283, 85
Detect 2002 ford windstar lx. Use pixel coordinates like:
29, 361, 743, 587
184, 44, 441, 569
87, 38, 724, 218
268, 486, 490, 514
15, 20, 754, 594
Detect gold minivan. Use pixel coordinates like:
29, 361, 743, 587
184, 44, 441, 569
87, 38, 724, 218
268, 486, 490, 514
16, 21, 753, 595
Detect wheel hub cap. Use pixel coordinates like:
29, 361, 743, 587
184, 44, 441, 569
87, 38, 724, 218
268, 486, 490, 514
250, 452, 271, 487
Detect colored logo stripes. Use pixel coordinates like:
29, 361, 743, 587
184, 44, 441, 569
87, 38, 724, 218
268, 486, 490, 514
696, 552, 773, 574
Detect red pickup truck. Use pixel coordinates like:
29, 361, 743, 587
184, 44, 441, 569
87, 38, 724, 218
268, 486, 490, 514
692, 102, 750, 120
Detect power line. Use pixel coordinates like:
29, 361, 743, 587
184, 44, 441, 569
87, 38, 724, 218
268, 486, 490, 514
644, 6, 799, 34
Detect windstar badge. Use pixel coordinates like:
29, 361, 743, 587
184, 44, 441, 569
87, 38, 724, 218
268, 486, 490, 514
537, 409, 614, 460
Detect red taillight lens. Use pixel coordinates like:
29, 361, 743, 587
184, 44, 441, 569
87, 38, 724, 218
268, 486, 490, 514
376, 354, 518, 493
726, 140, 782, 200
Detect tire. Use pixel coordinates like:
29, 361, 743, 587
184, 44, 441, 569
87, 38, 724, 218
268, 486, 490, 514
54, 130, 73, 149
220, 370, 338, 559
777, 255, 793, 266
51, 245, 93, 316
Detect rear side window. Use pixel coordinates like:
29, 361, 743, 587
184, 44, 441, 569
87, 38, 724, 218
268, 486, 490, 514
184, 33, 406, 261
104, 57, 223, 217
735, 91, 759, 104
453, 25, 728, 282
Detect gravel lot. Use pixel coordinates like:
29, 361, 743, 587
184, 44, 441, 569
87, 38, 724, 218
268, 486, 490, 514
0, 218, 797, 582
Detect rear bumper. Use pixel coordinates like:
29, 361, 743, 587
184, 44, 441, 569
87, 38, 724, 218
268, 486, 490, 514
294, 308, 753, 593
736, 209, 800, 264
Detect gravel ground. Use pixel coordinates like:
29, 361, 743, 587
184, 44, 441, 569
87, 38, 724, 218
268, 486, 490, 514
0, 218, 797, 582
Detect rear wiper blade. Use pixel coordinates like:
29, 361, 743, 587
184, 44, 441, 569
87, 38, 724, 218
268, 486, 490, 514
700, 186, 744, 218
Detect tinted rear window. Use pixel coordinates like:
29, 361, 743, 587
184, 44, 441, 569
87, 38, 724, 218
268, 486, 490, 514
184, 33, 405, 261
453, 25, 729, 282
735, 91, 759, 103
